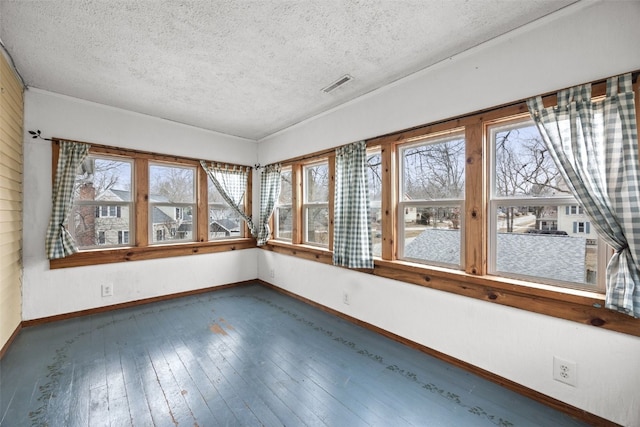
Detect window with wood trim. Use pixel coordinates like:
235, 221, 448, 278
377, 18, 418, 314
52, 142, 254, 268
274, 165, 293, 241
488, 116, 607, 291
263, 74, 640, 337
70, 155, 133, 249
149, 162, 196, 243
302, 160, 330, 247
397, 131, 465, 268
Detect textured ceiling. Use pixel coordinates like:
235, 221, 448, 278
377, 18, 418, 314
0, 0, 576, 140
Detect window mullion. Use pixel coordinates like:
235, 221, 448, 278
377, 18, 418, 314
465, 122, 485, 275
291, 164, 302, 244
197, 165, 208, 243
381, 142, 395, 260
135, 157, 148, 247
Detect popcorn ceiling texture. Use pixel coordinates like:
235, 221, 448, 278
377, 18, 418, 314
0, 0, 574, 140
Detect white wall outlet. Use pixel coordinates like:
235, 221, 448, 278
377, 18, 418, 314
553, 356, 577, 387
343, 292, 350, 305
269, 268, 275, 279
101, 284, 113, 297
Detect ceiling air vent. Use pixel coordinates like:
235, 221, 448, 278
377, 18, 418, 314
322, 74, 353, 93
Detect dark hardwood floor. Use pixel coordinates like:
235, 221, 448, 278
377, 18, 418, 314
0, 283, 588, 426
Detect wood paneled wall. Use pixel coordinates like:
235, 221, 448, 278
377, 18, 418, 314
0, 51, 24, 355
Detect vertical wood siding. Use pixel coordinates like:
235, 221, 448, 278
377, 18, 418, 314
0, 51, 24, 352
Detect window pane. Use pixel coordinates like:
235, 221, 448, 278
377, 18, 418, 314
149, 164, 195, 203
276, 206, 292, 240
493, 121, 569, 198
367, 150, 382, 257
402, 206, 462, 266
276, 167, 293, 241
495, 205, 597, 286
207, 176, 245, 241
305, 206, 329, 245
209, 205, 243, 239
71, 156, 133, 249
402, 134, 465, 201
304, 163, 329, 203
149, 164, 195, 244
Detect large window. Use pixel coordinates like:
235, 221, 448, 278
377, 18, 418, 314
398, 131, 465, 268
303, 160, 330, 246
149, 163, 196, 243
488, 116, 604, 290
70, 155, 133, 249
55, 142, 254, 268
274, 166, 293, 241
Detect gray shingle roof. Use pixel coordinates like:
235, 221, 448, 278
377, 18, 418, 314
405, 229, 586, 284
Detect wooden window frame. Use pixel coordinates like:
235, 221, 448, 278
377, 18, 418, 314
49, 140, 255, 269
263, 76, 640, 337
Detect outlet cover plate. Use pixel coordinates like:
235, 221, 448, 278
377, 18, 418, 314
553, 356, 577, 387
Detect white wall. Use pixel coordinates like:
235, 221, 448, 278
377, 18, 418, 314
257, 2, 640, 426
22, 89, 259, 320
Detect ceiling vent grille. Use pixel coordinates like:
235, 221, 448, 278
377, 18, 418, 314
322, 75, 353, 93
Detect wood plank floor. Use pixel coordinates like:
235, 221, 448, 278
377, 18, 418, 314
0, 283, 588, 426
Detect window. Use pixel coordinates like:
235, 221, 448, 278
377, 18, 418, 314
568, 205, 584, 215
398, 131, 465, 268
207, 175, 245, 240
264, 75, 634, 335
149, 163, 196, 243
303, 160, 330, 246
69, 155, 133, 249
117, 230, 129, 244
97, 205, 121, 218
274, 166, 293, 241
489, 116, 603, 290
53, 141, 254, 269
367, 148, 382, 257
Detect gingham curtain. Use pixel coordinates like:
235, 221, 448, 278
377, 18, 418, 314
257, 164, 281, 246
526, 73, 640, 318
333, 141, 373, 269
200, 161, 256, 236
45, 140, 90, 259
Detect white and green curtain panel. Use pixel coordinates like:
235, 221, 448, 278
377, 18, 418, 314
45, 140, 90, 259
257, 164, 281, 246
333, 140, 374, 269
200, 161, 255, 236
527, 73, 640, 318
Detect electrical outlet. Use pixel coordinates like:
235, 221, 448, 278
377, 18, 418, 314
269, 268, 275, 279
343, 292, 350, 305
101, 284, 113, 297
553, 356, 577, 387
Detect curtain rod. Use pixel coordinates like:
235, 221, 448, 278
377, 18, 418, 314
27, 132, 257, 169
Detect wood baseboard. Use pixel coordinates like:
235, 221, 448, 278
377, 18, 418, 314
0, 323, 22, 361
257, 280, 618, 427
22, 280, 254, 328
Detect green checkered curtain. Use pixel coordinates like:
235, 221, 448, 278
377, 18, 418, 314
45, 140, 90, 259
200, 161, 256, 236
257, 164, 281, 246
333, 141, 373, 269
527, 73, 640, 318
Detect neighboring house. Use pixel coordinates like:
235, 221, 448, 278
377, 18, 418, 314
534, 206, 558, 231
77, 187, 194, 245
210, 218, 241, 237
558, 204, 595, 243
